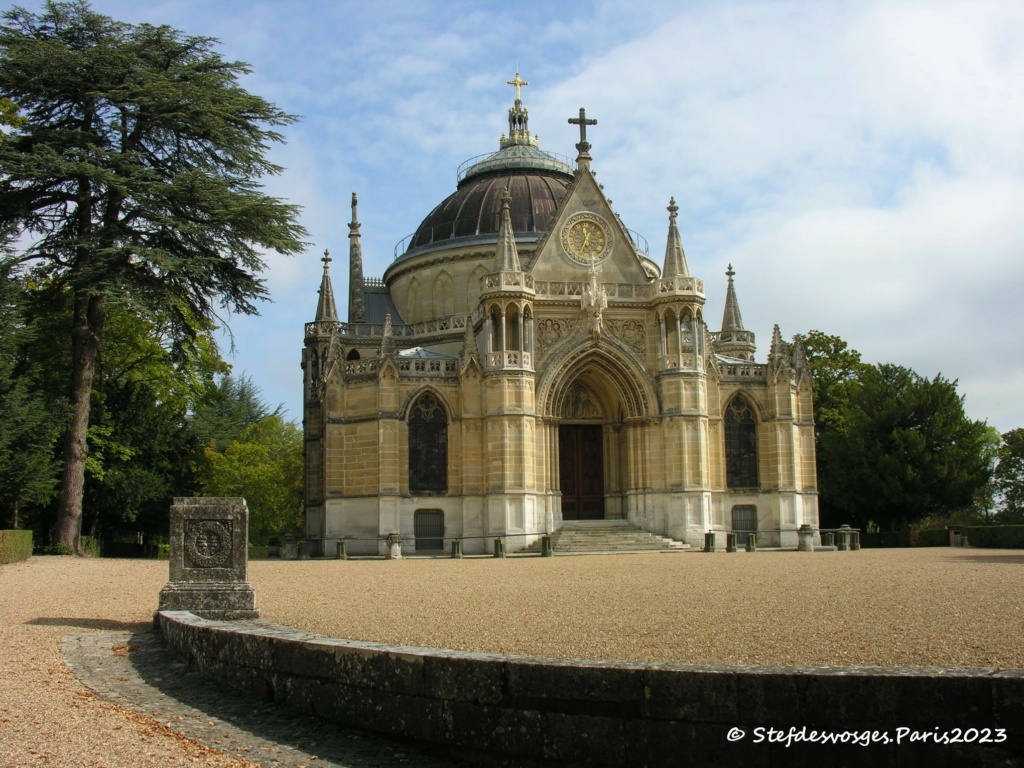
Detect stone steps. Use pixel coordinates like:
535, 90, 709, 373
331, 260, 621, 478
519, 520, 689, 555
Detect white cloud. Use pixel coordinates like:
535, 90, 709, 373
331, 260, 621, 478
53, 0, 1024, 431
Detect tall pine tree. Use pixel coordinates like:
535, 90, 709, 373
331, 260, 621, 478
0, 2, 306, 552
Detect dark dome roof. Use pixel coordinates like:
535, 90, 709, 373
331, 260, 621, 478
406, 145, 575, 255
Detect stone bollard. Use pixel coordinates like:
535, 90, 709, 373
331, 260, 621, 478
336, 540, 348, 560
541, 535, 554, 557
703, 532, 716, 553
838, 524, 851, 551
385, 532, 402, 560
850, 531, 861, 551
797, 524, 815, 552
281, 535, 297, 560
297, 540, 310, 560
450, 538, 463, 559
726, 533, 738, 552
821, 531, 834, 548
746, 534, 757, 553
493, 537, 506, 558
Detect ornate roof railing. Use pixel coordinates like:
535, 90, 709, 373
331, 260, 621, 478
532, 281, 655, 300
305, 314, 473, 343
456, 150, 576, 182
481, 271, 535, 292
656, 275, 705, 295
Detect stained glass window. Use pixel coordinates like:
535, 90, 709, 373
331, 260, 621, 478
725, 397, 758, 489
409, 393, 447, 493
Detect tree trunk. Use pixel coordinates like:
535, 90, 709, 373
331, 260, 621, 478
55, 292, 107, 555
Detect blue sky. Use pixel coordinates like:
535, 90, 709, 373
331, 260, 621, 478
19, 0, 1024, 431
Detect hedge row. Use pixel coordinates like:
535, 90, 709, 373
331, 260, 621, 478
960, 525, 1024, 549
0, 530, 33, 565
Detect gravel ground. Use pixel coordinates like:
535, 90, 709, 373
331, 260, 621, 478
1, 548, 1022, 766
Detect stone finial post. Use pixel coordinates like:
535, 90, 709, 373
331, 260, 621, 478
157, 497, 259, 620
798, 524, 815, 552
385, 532, 402, 560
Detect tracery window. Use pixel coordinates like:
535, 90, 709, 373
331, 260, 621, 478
409, 393, 447, 493
725, 397, 758, 489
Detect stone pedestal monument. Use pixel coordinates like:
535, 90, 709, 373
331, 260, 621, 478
157, 497, 259, 620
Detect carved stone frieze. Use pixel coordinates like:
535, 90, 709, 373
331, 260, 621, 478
536, 318, 567, 349
562, 383, 603, 420
607, 318, 647, 354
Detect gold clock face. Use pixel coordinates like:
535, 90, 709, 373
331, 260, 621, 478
561, 213, 612, 265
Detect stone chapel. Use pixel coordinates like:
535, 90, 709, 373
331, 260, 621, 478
303, 75, 819, 555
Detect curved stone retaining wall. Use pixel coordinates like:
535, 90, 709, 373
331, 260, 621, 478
155, 611, 1022, 767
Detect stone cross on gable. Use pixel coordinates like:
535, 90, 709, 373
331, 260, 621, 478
569, 107, 597, 147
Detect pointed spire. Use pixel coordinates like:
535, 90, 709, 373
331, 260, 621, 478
348, 192, 366, 323
315, 248, 339, 323
662, 197, 690, 278
716, 264, 756, 360
492, 186, 522, 272
721, 264, 744, 332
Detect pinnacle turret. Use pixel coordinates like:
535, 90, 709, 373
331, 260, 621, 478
768, 324, 792, 376
721, 264, 744, 333
716, 264, 756, 360
492, 186, 522, 272
662, 197, 690, 278
315, 248, 339, 323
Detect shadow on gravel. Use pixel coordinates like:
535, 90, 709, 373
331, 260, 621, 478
27, 617, 151, 631
944, 553, 1024, 565
125, 630, 495, 768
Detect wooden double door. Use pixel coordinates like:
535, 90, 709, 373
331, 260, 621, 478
559, 424, 605, 520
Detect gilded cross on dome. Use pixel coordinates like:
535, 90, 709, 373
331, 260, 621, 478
507, 71, 528, 102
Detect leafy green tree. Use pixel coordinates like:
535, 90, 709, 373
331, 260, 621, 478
200, 415, 303, 544
821, 363, 992, 529
798, 331, 870, 434
82, 377, 203, 540
0, 2, 306, 553
994, 428, 1024, 523
77, 302, 226, 541
0, 264, 66, 528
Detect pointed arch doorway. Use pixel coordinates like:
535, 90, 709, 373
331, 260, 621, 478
557, 379, 609, 521
542, 344, 656, 525
559, 423, 605, 520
